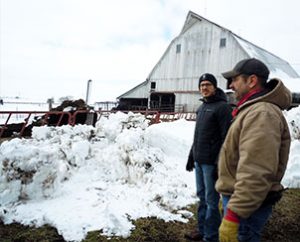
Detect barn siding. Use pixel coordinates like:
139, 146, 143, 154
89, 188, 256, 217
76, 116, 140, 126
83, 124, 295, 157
118, 11, 299, 112
175, 92, 201, 112
149, 20, 249, 91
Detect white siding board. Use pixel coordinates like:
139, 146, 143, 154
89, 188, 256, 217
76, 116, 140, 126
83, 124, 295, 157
175, 93, 201, 112
149, 19, 249, 91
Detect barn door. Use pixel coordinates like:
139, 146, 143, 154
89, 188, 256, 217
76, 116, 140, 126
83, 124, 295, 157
150, 93, 175, 112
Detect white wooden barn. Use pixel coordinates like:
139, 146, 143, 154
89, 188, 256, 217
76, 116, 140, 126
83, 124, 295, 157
117, 11, 299, 112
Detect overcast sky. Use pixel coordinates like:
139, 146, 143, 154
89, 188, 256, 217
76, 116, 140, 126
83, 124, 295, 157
1, 0, 300, 103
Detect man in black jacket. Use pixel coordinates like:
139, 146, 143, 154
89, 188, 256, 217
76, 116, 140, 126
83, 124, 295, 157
185, 73, 232, 242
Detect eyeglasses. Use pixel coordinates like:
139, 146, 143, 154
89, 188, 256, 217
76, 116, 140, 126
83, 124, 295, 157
200, 83, 213, 88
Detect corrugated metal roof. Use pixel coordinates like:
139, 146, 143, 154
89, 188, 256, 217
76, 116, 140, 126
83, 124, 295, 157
117, 80, 147, 99
234, 36, 299, 78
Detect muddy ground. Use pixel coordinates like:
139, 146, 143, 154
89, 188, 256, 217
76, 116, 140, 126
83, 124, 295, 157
0, 189, 299, 242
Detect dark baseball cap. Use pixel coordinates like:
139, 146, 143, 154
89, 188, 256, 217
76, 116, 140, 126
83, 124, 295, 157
222, 58, 270, 81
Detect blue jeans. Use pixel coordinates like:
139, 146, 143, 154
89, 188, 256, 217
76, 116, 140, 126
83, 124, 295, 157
222, 195, 273, 242
195, 162, 220, 242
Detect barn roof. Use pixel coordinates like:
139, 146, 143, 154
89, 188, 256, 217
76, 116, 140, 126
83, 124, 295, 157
234, 36, 299, 78
118, 11, 299, 99
117, 80, 147, 99
183, 11, 299, 78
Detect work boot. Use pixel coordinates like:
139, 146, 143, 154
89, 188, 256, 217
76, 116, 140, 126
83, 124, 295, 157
184, 230, 203, 241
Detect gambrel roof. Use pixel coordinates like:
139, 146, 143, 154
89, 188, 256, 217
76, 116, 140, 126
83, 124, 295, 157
118, 11, 299, 99
176, 11, 299, 79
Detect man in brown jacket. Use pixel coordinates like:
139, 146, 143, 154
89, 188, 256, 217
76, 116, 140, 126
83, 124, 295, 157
216, 58, 292, 242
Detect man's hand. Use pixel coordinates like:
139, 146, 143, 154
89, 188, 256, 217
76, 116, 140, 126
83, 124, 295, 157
219, 208, 239, 242
186, 149, 194, 171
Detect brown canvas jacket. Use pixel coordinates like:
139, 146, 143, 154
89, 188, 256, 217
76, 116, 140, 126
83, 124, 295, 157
215, 78, 292, 218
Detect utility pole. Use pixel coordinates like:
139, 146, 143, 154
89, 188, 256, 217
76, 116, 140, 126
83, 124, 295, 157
86, 79, 92, 105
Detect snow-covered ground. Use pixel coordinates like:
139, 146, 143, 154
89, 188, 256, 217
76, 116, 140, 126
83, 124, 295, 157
0, 108, 300, 241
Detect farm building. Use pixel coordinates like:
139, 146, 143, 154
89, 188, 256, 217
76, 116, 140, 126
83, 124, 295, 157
117, 11, 299, 112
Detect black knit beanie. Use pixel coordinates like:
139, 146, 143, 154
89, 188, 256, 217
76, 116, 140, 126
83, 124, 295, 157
198, 73, 217, 88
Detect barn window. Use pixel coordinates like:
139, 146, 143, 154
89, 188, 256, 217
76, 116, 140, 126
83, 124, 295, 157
151, 82, 156, 90
176, 44, 181, 53
220, 38, 226, 47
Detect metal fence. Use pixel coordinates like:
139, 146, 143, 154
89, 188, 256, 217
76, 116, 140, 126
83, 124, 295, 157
0, 110, 196, 138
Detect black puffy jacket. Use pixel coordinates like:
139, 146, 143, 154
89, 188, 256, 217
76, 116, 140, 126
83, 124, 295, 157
192, 88, 232, 165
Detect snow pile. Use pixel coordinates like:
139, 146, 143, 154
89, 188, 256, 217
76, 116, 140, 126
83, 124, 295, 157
0, 112, 196, 241
282, 106, 300, 187
0, 108, 300, 241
